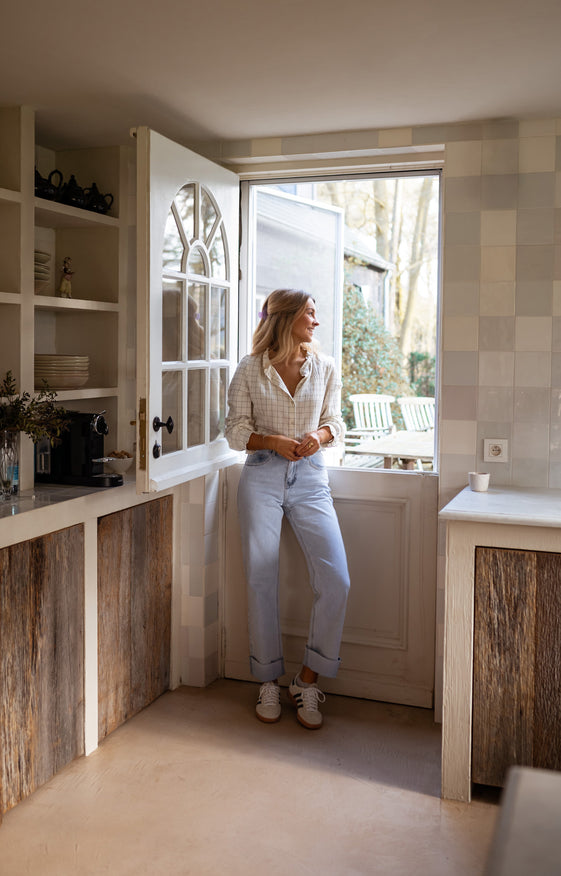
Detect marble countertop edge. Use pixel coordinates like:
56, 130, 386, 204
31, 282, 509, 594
439, 486, 561, 528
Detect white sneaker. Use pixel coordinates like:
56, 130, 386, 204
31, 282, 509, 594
289, 677, 326, 729
256, 681, 281, 723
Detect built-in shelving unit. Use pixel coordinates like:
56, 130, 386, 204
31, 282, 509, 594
0, 105, 135, 490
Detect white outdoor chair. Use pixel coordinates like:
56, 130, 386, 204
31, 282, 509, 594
345, 394, 396, 453
397, 396, 435, 432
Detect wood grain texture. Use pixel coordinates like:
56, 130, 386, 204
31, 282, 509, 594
0, 526, 84, 814
534, 551, 561, 770
98, 496, 172, 741
130, 498, 172, 713
97, 508, 133, 738
472, 547, 536, 787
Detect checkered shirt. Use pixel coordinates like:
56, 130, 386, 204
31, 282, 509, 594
225, 350, 345, 452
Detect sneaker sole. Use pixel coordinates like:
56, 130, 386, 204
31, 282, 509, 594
256, 711, 281, 724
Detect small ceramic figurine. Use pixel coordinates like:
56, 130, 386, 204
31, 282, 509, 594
58, 256, 74, 298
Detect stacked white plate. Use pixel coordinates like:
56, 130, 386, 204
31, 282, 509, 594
34, 250, 51, 293
35, 354, 89, 390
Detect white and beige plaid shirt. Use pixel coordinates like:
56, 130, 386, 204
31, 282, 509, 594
225, 350, 345, 452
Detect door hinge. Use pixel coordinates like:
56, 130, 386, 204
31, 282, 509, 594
138, 398, 147, 470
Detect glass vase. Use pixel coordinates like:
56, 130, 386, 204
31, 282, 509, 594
0, 430, 19, 500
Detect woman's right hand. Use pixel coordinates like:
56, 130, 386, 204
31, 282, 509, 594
269, 435, 302, 460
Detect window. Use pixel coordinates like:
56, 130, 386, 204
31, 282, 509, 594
243, 172, 440, 471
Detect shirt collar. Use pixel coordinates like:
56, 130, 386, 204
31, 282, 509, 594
263, 349, 312, 382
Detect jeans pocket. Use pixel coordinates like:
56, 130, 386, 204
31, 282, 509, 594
308, 452, 326, 471
245, 449, 273, 467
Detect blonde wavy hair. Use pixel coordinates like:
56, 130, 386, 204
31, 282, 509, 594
252, 288, 315, 365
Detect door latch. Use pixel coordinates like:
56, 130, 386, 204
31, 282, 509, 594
138, 398, 147, 470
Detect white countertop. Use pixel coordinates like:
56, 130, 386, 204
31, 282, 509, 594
439, 485, 561, 529
0, 483, 108, 520
0, 476, 173, 549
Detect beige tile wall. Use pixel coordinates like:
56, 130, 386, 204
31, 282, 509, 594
178, 473, 221, 687
441, 117, 561, 502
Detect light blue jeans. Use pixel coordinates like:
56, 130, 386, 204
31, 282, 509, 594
237, 449, 350, 683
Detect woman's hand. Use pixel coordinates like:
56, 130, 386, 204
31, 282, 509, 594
270, 435, 302, 460
296, 431, 321, 457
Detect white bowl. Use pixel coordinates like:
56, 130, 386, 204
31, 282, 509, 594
105, 455, 134, 474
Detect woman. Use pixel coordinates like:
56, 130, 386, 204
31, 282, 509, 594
225, 289, 350, 729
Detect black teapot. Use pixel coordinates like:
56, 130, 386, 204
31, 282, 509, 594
58, 174, 87, 209
35, 168, 63, 201
84, 182, 114, 215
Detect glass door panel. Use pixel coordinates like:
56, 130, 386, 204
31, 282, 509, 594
162, 210, 184, 272
162, 370, 182, 454
210, 285, 227, 359
201, 189, 218, 242
162, 278, 183, 362
188, 282, 207, 360
209, 367, 228, 442
175, 184, 195, 242
209, 228, 227, 280
187, 369, 205, 447
187, 245, 206, 276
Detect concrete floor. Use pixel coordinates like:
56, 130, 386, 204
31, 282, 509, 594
0, 680, 500, 875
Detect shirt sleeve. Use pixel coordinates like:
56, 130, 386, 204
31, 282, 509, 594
318, 358, 346, 446
224, 358, 255, 451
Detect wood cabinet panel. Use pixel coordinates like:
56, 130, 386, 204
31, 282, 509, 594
473, 547, 561, 786
534, 552, 561, 770
0, 526, 84, 814
98, 496, 172, 740
97, 505, 133, 737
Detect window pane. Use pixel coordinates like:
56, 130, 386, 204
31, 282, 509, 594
252, 177, 439, 472
175, 184, 195, 242
210, 285, 227, 359
201, 188, 218, 245
188, 369, 205, 447
188, 245, 206, 276
162, 210, 183, 272
162, 279, 183, 361
188, 283, 207, 360
209, 367, 227, 442
161, 370, 182, 454
255, 188, 341, 358
209, 225, 227, 280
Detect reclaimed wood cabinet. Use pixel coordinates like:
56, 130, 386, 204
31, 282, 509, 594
97, 495, 173, 740
473, 546, 561, 787
0, 525, 84, 816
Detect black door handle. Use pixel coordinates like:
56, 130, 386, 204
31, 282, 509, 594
153, 415, 174, 434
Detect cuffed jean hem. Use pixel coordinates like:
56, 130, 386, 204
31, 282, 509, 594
304, 646, 341, 678
249, 655, 285, 683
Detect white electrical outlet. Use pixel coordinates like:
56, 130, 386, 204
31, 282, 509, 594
483, 438, 509, 463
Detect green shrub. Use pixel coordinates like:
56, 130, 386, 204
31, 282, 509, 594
341, 285, 411, 429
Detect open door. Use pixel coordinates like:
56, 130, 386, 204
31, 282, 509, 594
135, 127, 239, 492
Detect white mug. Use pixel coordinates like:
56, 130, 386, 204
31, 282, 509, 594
468, 471, 490, 492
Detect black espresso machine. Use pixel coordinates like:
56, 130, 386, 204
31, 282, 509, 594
35, 410, 123, 487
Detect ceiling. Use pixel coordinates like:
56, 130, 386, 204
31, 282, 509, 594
4, 0, 561, 152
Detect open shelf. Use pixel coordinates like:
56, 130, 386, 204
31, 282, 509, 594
35, 198, 120, 229
33, 295, 119, 313
0, 187, 21, 204
45, 387, 119, 402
